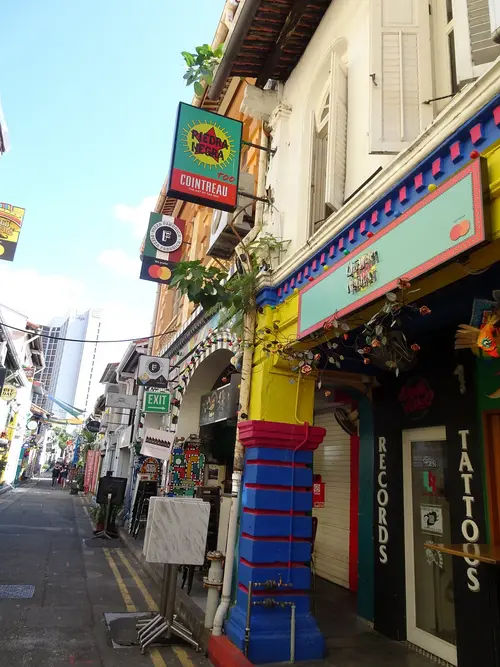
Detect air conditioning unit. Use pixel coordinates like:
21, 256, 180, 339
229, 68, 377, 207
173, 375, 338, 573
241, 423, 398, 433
207, 172, 255, 259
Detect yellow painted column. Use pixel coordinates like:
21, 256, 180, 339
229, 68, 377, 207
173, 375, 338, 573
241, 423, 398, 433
249, 291, 316, 425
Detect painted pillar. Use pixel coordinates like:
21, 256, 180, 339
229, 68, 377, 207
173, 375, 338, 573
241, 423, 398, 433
225, 420, 326, 663
225, 295, 326, 663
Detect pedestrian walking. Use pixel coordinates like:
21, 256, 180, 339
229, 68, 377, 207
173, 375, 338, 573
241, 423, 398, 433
51, 465, 60, 487
60, 466, 69, 489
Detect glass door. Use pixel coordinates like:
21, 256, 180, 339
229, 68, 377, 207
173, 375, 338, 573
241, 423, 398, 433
403, 427, 457, 665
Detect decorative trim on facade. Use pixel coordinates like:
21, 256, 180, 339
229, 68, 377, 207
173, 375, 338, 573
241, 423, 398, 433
256, 91, 500, 310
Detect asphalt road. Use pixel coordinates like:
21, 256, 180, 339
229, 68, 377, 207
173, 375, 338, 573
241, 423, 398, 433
0, 476, 210, 667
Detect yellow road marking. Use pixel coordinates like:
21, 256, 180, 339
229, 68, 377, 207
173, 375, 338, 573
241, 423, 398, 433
173, 647, 195, 667
116, 549, 158, 612
150, 648, 168, 667
103, 548, 136, 612
103, 547, 170, 666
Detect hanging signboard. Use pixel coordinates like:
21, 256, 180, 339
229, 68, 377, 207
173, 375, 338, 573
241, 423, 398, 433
137, 355, 170, 388
140, 255, 176, 285
167, 102, 243, 212
143, 213, 185, 262
0, 203, 25, 261
144, 391, 170, 414
199, 375, 240, 426
298, 159, 488, 338
140, 428, 173, 460
1, 384, 17, 401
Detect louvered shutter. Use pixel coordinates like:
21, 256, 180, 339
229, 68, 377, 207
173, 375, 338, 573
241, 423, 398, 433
369, 0, 433, 153
313, 411, 351, 588
325, 52, 348, 211
309, 115, 329, 234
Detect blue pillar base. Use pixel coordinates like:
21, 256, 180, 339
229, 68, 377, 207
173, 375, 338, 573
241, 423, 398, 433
226, 604, 325, 664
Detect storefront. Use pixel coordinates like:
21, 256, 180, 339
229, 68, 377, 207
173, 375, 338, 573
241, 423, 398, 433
222, 96, 500, 665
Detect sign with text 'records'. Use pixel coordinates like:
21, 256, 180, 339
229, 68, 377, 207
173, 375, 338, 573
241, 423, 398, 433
144, 391, 170, 414
137, 355, 170, 388
167, 102, 243, 212
0, 203, 25, 261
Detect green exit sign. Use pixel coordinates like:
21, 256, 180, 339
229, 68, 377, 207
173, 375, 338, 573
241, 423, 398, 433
144, 391, 170, 414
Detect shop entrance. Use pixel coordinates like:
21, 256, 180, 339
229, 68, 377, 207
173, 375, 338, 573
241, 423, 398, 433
402, 426, 457, 665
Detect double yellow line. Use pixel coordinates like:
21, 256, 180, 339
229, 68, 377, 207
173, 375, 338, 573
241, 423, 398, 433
103, 547, 195, 667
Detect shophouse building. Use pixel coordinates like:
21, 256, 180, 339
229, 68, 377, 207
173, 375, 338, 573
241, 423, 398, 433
140, 0, 500, 665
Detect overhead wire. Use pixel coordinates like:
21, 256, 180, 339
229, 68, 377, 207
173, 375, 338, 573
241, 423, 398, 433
0, 322, 177, 344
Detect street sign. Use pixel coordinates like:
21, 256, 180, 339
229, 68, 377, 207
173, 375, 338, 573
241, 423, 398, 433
144, 391, 170, 414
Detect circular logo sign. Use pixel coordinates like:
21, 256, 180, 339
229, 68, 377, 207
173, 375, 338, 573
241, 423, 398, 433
148, 360, 161, 374
27, 419, 38, 431
183, 121, 235, 169
150, 221, 182, 253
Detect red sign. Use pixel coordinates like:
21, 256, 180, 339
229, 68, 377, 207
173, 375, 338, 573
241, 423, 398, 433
313, 480, 325, 508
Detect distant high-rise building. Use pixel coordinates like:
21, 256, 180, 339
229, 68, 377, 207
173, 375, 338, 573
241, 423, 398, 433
34, 310, 101, 418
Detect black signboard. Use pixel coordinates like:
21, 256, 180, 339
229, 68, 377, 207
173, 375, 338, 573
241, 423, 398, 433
199, 374, 240, 427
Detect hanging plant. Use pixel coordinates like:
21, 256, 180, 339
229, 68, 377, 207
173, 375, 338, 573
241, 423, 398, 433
354, 278, 428, 376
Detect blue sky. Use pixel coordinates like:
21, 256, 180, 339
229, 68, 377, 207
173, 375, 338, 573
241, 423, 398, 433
0, 0, 222, 329
0, 0, 224, 400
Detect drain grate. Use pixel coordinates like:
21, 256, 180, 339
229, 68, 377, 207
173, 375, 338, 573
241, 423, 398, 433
0, 585, 35, 599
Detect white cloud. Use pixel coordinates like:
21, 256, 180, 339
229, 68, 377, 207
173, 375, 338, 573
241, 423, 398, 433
0, 264, 88, 323
97, 248, 141, 279
113, 195, 156, 239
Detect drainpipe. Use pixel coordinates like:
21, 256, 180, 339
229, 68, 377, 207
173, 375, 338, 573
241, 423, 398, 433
208, 0, 262, 100
212, 122, 268, 635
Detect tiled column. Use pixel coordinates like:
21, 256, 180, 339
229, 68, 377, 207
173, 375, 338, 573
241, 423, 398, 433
225, 419, 326, 664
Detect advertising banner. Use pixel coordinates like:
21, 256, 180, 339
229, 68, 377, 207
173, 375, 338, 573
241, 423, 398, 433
0, 203, 25, 261
167, 102, 243, 212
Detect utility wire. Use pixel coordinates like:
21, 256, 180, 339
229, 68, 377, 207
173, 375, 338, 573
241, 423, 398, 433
0, 322, 177, 344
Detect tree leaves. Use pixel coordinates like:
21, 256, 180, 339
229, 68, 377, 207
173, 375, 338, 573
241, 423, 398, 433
180, 43, 224, 96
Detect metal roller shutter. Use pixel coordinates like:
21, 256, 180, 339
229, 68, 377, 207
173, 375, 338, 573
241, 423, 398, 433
313, 410, 351, 588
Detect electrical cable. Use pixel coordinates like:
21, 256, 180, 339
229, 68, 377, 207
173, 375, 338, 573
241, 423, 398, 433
0, 322, 177, 344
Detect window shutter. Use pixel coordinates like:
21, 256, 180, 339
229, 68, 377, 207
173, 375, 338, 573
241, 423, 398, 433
369, 0, 433, 153
453, 0, 500, 84
325, 51, 348, 212
309, 115, 329, 234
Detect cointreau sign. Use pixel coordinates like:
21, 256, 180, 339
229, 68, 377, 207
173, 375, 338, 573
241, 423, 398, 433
167, 102, 243, 212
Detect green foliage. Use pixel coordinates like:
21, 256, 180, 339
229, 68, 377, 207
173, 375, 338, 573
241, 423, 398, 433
181, 43, 224, 96
169, 234, 290, 337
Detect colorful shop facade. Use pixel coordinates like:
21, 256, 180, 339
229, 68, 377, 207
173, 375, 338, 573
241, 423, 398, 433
222, 93, 500, 667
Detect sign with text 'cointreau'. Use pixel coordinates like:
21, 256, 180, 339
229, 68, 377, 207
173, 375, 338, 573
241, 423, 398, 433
167, 102, 243, 212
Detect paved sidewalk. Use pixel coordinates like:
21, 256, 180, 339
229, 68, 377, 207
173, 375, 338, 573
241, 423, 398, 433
0, 475, 210, 666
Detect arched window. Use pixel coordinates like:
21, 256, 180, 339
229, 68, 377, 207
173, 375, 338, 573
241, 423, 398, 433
309, 49, 348, 236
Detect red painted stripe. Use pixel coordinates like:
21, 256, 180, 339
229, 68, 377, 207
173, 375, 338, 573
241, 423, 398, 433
246, 459, 308, 468
349, 434, 360, 592
241, 532, 310, 543
243, 508, 307, 516
170, 168, 236, 207
238, 583, 307, 596
240, 557, 308, 569
245, 483, 312, 492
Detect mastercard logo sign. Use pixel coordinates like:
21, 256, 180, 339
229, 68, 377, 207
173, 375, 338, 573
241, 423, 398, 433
148, 264, 172, 281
